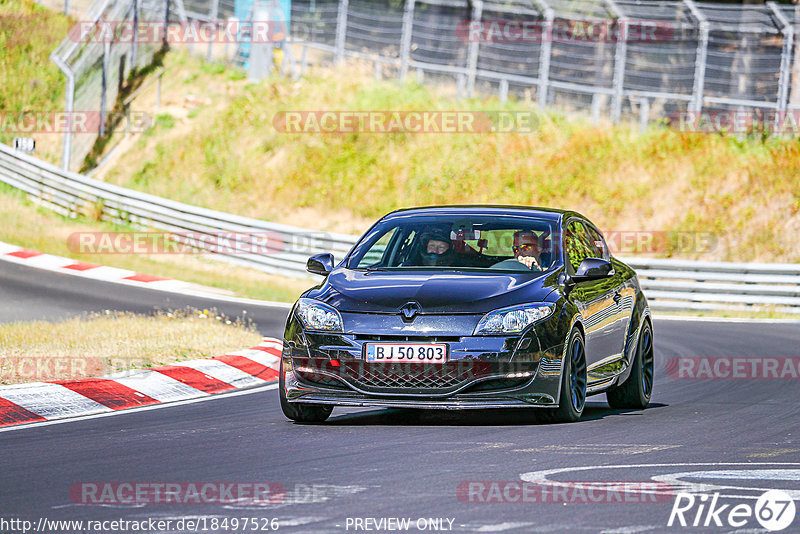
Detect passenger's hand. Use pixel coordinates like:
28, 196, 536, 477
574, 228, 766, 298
517, 255, 541, 270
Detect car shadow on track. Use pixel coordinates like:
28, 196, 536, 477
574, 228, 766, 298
313, 402, 668, 426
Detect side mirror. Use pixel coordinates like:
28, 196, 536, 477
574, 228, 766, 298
572, 258, 614, 282
307, 253, 334, 276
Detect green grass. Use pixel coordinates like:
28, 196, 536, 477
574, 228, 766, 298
0, 0, 73, 160
102, 53, 800, 263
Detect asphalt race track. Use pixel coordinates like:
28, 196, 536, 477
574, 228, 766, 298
0, 260, 289, 335
1, 260, 799, 533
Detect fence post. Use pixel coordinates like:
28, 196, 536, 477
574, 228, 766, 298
207, 0, 219, 62
399, 0, 416, 80
466, 0, 482, 97
769, 2, 793, 113
164, 0, 171, 49
334, 0, 349, 63
99, 40, 110, 137
52, 54, 75, 171
685, 0, 707, 113
64, 0, 70, 15
532, 1, 553, 107
130, 0, 140, 71
607, 0, 627, 123
249, 3, 270, 81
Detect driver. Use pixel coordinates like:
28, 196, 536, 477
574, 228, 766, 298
419, 229, 454, 266
512, 230, 542, 270
491, 230, 543, 271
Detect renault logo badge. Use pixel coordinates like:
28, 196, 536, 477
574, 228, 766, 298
399, 302, 421, 321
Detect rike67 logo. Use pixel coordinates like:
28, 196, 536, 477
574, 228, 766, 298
668, 490, 796, 531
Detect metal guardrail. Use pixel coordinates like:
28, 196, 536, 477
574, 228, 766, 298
1, 143, 799, 313
623, 258, 800, 313
0, 143, 357, 279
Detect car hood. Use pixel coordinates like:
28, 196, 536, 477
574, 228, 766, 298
308, 269, 557, 314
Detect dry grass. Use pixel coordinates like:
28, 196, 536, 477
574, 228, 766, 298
0, 182, 314, 302
0, 309, 263, 384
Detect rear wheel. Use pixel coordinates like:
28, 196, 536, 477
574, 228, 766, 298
606, 321, 654, 410
540, 327, 586, 423
279, 359, 333, 423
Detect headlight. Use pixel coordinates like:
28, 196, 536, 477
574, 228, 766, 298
474, 303, 554, 335
295, 298, 343, 332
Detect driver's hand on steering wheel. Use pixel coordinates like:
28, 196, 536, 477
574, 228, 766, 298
517, 255, 541, 270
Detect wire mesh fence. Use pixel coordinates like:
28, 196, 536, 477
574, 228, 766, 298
285, 0, 800, 129
47, 0, 800, 171
50, 0, 169, 171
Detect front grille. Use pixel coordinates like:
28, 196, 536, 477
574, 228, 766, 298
341, 360, 490, 392
294, 357, 506, 394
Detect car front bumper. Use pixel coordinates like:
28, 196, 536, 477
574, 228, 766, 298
282, 310, 568, 410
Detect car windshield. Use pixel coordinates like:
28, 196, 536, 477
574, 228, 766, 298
348, 214, 562, 272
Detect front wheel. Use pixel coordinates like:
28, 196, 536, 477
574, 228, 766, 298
540, 327, 586, 423
606, 320, 654, 410
279, 359, 333, 423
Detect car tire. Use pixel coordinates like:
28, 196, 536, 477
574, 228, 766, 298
540, 327, 586, 423
279, 359, 333, 423
606, 320, 654, 410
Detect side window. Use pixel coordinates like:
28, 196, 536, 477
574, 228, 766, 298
586, 226, 609, 261
565, 220, 596, 274
356, 228, 397, 268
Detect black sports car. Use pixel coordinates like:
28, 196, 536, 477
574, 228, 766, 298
280, 206, 654, 423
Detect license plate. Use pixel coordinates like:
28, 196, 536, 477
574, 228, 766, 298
365, 343, 448, 363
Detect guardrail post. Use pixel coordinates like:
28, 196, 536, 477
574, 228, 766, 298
638, 97, 649, 132
465, 0, 482, 97
606, 0, 627, 123
769, 2, 793, 114
684, 0, 707, 113
399, 0, 416, 80
334, 0, 349, 63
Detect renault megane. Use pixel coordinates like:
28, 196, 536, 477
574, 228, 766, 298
279, 206, 654, 423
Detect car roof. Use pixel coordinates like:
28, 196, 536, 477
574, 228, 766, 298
381, 205, 584, 223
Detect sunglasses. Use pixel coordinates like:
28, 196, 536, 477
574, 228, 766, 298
513, 243, 536, 253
